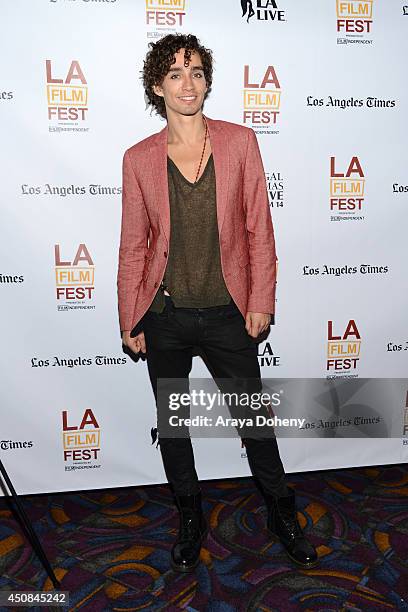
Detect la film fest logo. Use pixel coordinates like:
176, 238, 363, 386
327, 319, 361, 376
145, 0, 186, 32
243, 65, 281, 131
266, 170, 284, 208
330, 156, 365, 222
63, 409, 101, 468
336, 0, 374, 44
240, 0, 285, 23
55, 244, 95, 311
46, 60, 89, 131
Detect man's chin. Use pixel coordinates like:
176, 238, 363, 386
168, 102, 203, 117
180, 108, 201, 115
179, 106, 204, 117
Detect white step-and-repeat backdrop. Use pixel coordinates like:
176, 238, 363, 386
1, 0, 407, 495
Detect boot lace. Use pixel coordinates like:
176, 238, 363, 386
280, 511, 303, 539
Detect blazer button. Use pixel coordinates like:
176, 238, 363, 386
154, 282, 158, 288
164, 251, 167, 257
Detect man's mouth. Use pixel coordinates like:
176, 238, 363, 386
178, 96, 197, 101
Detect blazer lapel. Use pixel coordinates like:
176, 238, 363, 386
148, 115, 230, 245
149, 124, 170, 244
207, 116, 230, 236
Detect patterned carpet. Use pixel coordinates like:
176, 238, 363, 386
0, 463, 407, 611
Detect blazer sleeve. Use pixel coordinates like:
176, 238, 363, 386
242, 128, 278, 315
117, 149, 150, 332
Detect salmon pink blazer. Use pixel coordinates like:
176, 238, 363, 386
117, 116, 277, 333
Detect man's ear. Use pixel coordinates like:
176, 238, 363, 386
153, 84, 163, 97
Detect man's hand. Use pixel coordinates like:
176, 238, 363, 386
245, 312, 271, 338
122, 330, 146, 354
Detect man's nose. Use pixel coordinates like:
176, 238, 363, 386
181, 74, 194, 90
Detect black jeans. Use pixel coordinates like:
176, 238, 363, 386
142, 295, 288, 498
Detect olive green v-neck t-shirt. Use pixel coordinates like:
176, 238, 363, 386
148, 153, 232, 313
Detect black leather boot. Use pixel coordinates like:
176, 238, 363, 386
170, 490, 208, 573
264, 486, 318, 568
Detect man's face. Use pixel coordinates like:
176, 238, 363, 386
153, 48, 207, 117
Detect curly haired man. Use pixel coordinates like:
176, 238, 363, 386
117, 33, 317, 573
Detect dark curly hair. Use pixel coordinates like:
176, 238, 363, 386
142, 33, 213, 120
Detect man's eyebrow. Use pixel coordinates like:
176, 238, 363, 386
167, 65, 204, 72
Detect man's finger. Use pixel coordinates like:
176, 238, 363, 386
131, 338, 141, 353
139, 334, 146, 354
245, 314, 252, 335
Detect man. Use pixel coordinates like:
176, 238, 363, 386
118, 33, 317, 573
